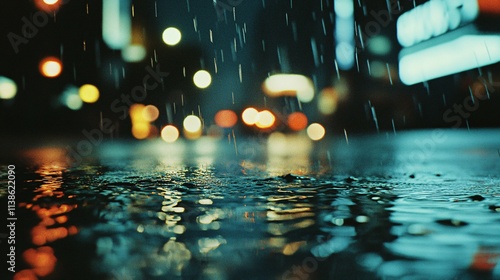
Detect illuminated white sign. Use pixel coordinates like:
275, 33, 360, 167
397, 0, 479, 48
398, 25, 500, 85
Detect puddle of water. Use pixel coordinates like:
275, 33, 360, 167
1, 130, 499, 279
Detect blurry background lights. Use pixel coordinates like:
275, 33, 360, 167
183, 115, 203, 140
35, 0, 62, 12
131, 123, 151, 139
78, 84, 100, 103
214, 110, 238, 128
0, 76, 18, 100
334, 0, 355, 70
183, 115, 202, 133
242, 107, 259, 125
263, 74, 314, 103
307, 123, 326, 141
102, 0, 131, 50
193, 70, 212, 89
129, 103, 146, 123
129, 103, 158, 139
60, 86, 82, 110
318, 88, 339, 115
162, 27, 182, 46
39, 57, 62, 78
142, 105, 160, 122
255, 110, 276, 129
161, 125, 180, 143
287, 112, 308, 131
122, 44, 147, 62
367, 36, 392, 56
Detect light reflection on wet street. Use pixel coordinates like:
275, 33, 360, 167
1, 129, 499, 280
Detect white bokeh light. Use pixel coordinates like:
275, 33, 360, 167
162, 27, 182, 46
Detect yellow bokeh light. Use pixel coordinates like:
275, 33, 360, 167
132, 123, 150, 139
142, 105, 160, 122
0, 76, 17, 100
242, 107, 259, 125
183, 115, 202, 133
129, 103, 146, 123
40, 57, 62, 78
255, 110, 276, 129
43, 0, 58, 4
306, 123, 326, 141
318, 87, 339, 115
162, 27, 182, 46
193, 70, 212, 89
184, 128, 202, 140
78, 84, 100, 103
161, 125, 180, 143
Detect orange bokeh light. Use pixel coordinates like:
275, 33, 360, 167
13, 269, 37, 280
214, 109, 238, 128
34, 0, 62, 12
18, 164, 78, 280
142, 105, 160, 122
287, 112, 308, 131
39, 57, 62, 78
22, 247, 57, 277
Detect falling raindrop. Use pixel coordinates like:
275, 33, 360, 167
311, 38, 320, 67
355, 51, 360, 72
469, 86, 475, 105
386, 63, 393, 85
371, 105, 379, 133
334, 60, 340, 80
232, 130, 238, 155
239, 64, 242, 83
423, 81, 430, 95
385, 0, 393, 20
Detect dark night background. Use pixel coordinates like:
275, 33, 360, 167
0, 0, 499, 141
